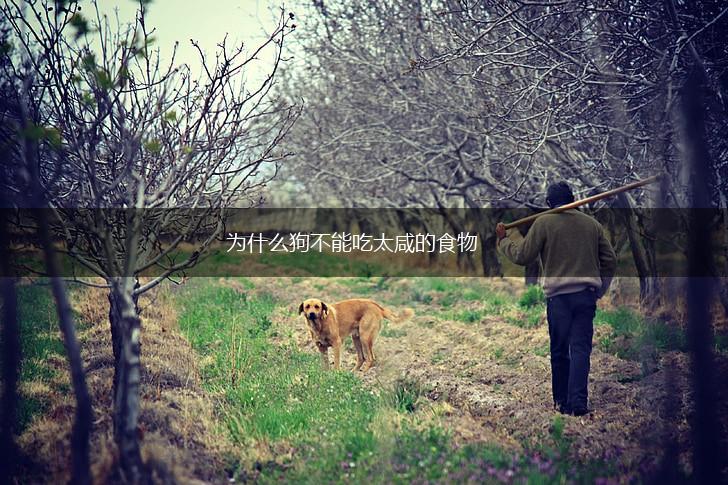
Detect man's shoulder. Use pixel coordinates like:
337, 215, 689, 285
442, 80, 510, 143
538, 210, 602, 230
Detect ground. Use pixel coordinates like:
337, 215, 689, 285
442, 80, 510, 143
11, 275, 728, 483
235, 276, 724, 480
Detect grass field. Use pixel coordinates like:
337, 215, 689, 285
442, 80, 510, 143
174, 278, 614, 483
9, 271, 728, 483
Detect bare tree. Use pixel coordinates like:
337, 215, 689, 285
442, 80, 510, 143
416, 0, 727, 301
1, 0, 299, 480
278, 0, 727, 296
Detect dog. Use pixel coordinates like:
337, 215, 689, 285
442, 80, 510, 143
298, 298, 413, 372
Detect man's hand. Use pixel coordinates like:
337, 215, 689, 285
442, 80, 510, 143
496, 222, 507, 241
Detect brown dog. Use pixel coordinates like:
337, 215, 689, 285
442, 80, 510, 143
298, 298, 413, 372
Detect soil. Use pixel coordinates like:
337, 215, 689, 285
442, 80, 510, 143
242, 276, 728, 481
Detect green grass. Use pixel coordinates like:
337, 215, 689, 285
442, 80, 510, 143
534, 343, 550, 357
175, 279, 618, 483
386, 379, 424, 413
340, 277, 392, 295
178, 282, 376, 443
716, 331, 728, 354
453, 308, 485, 323
506, 305, 544, 329
499, 285, 546, 329
518, 285, 545, 309
412, 279, 509, 320
177, 281, 383, 477
492, 347, 504, 360
380, 320, 407, 338
414, 278, 462, 293
10, 285, 65, 433
595, 307, 686, 361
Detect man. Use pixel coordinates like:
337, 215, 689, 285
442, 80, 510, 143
496, 181, 616, 416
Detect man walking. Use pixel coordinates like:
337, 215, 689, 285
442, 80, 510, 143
496, 181, 617, 416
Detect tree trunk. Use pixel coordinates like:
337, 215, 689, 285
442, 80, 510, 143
682, 69, 723, 484
36, 209, 93, 485
0, 211, 20, 484
23, 112, 93, 483
109, 289, 123, 400
470, 209, 502, 276
617, 194, 661, 310
439, 208, 476, 272
110, 278, 146, 484
478, 229, 502, 276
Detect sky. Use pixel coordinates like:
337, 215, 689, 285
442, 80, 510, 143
96, 0, 290, 83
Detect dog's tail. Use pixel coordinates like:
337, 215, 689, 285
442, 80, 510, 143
382, 306, 414, 323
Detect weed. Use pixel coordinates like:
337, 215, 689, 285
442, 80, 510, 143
519, 285, 545, 309
387, 379, 423, 413
411, 289, 433, 304
454, 309, 484, 324
482, 293, 507, 315
439, 292, 457, 308
534, 343, 550, 357
431, 349, 448, 364
493, 347, 504, 360
507, 306, 544, 329
595, 308, 686, 360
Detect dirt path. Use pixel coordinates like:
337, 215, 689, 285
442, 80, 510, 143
239, 276, 726, 479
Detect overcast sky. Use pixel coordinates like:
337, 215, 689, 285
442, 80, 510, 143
98, 0, 290, 82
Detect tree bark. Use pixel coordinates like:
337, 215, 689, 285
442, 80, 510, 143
682, 68, 723, 485
468, 209, 502, 276
438, 208, 476, 272
479, 230, 502, 276
23, 107, 93, 483
617, 194, 661, 310
110, 278, 146, 484
0, 211, 20, 484
36, 209, 94, 485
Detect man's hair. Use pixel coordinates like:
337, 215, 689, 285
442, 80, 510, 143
546, 181, 575, 208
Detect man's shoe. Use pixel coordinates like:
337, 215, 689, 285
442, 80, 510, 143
557, 403, 571, 415
570, 407, 593, 417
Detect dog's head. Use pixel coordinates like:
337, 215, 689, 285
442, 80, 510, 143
298, 298, 329, 324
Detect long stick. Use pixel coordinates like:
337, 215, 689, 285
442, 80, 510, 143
502, 175, 661, 229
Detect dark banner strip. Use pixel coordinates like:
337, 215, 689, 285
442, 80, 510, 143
2, 208, 720, 277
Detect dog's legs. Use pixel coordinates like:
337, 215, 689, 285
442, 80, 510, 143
359, 315, 380, 372
351, 330, 365, 371
317, 342, 329, 370
332, 338, 343, 370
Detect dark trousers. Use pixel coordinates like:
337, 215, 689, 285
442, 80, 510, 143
546, 287, 597, 411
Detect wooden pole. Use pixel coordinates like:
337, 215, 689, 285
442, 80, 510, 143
502, 175, 662, 229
